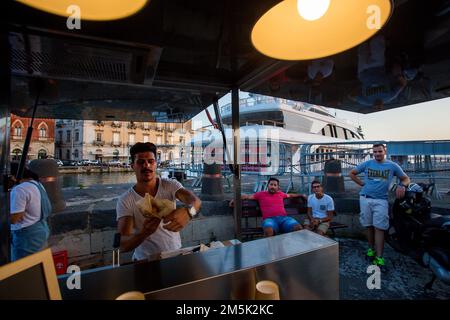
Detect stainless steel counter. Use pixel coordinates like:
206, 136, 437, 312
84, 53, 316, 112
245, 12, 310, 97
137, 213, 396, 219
59, 230, 339, 299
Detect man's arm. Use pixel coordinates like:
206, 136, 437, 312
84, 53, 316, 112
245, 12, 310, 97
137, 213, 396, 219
286, 193, 308, 201
175, 188, 202, 212
229, 194, 255, 207
162, 188, 201, 232
10, 212, 24, 224
395, 174, 411, 198
241, 194, 255, 200
349, 168, 364, 187
306, 207, 314, 221
117, 216, 160, 252
321, 210, 334, 223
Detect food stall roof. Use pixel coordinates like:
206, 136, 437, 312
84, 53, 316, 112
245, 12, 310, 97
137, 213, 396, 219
2, 0, 450, 121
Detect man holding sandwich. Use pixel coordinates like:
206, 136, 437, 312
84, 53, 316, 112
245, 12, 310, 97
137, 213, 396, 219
116, 142, 201, 261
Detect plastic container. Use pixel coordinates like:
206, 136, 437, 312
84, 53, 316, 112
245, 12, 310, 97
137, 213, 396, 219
52, 250, 68, 275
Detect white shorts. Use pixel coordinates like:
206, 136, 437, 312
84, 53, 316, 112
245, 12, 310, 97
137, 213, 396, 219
359, 196, 389, 230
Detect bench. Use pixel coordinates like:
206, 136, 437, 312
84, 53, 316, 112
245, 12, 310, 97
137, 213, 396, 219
239, 197, 348, 240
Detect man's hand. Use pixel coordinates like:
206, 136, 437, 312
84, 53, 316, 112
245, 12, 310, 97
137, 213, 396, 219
311, 218, 319, 227
229, 199, 234, 207
395, 185, 406, 199
162, 208, 190, 232
139, 217, 161, 238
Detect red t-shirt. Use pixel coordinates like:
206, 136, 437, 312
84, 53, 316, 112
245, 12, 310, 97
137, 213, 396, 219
253, 191, 288, 220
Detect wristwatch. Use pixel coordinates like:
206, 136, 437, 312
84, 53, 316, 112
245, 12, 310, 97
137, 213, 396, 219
186, 205, 198, 219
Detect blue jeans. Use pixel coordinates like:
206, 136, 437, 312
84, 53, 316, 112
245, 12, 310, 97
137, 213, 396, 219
262, 216, 300, 234
11, 220, 50, 261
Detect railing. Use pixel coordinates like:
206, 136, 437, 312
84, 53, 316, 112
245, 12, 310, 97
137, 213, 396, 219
111, 141, 122, 147
296, 140, 450, 198
93, 140, 105, 146
127, 122, 137, 129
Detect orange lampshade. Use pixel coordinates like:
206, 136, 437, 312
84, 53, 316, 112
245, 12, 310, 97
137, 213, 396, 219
16, 0, 148, 21
251, 0, 392, 60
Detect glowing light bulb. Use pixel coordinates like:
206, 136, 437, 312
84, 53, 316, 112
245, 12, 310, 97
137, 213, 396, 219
297, 0, 330, 21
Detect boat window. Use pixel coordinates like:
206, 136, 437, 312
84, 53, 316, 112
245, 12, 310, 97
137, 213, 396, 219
336, 127, 346, 139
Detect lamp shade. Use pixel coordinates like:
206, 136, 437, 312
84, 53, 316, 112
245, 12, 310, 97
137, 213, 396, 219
251, 0, 392, 60
16, 0, 148, 21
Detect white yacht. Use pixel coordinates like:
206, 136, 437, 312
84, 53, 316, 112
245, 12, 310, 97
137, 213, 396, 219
188, 95, 365, 174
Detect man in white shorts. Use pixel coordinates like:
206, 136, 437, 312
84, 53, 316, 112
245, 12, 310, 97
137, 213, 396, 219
349, 143, 410, 271
116, 142, 201, 261
304, 180, 334, 236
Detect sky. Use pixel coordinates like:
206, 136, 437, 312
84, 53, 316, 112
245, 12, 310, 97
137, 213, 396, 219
192, 93, 450, 142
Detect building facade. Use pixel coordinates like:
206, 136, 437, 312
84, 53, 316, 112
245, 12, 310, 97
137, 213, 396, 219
10, 114, 55, 160
55, 120, 194, 164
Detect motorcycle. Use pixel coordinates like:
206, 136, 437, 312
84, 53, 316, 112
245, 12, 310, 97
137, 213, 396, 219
386, 182, 450, 290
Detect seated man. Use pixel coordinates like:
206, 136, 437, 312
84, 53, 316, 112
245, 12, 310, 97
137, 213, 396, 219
233, 178, 306, 237
304, 180, 334, 236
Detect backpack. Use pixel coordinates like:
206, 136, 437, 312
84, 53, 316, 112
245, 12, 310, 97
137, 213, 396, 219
29, 181, 52, 220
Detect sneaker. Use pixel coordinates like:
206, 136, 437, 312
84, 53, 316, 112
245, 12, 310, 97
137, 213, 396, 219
373, 256, 387, 273
366, 248, 376, 260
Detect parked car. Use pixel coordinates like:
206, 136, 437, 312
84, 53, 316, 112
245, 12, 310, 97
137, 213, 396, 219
87, 160, 100, 166
62, 160, 77, 166
54, 159, 63, 167
107, 160, 122, 167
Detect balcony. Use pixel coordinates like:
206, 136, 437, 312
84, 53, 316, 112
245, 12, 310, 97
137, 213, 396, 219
11, 135, 23, 140
93, 140, 105, 146
127, 122, 137, 130
111, 141, 122, 147
38, 136, 48, 141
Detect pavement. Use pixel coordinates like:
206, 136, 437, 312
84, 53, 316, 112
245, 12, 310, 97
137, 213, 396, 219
338, 237, 450, 300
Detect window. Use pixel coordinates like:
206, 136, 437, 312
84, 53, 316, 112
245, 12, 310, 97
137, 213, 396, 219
336, 127, 345, 139
74, 149, 79, 158
128, 133, 134, 144
58, 131, 62, 142
12, 149, 21, 161
75, 131, 79, 141
14, 124, 22, 137
38, 149, 47, 159
66, 130, 71, 142
96, 132, 102, 142
113, 149, 119, 160
66, 149, 70, 159
324, 125, 333, 137
143, 135, 149, 143
156, 136, 162, 145
39, 127, 47, 138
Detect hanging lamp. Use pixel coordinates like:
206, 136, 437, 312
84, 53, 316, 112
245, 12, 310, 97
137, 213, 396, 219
251, 0, 393, 60
16, 0, 148, 21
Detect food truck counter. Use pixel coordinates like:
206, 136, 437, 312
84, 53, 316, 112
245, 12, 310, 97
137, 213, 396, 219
58, 230, 339, 299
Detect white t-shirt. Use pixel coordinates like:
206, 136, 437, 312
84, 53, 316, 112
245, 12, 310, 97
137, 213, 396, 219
116, 178, 183, 261
10, 181, 42, 231
307, 194, 334, 219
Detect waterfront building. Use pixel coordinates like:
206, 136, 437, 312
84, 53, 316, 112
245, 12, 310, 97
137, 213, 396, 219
54, 120, 194, 163
10, 114, 55, 160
